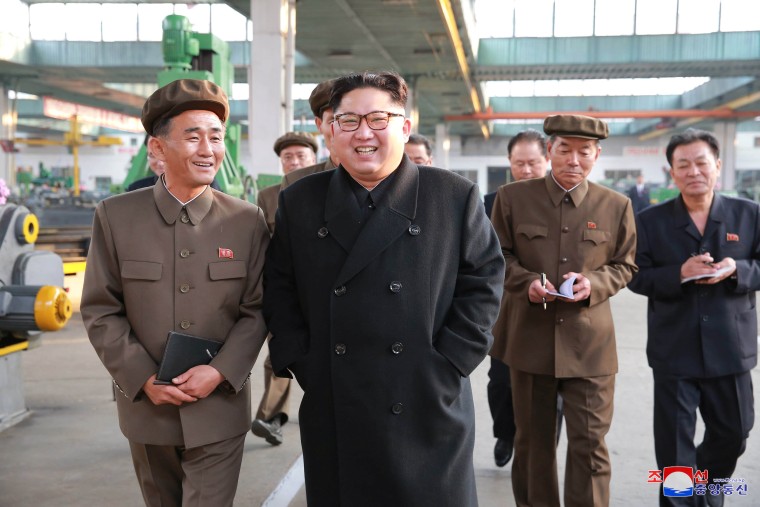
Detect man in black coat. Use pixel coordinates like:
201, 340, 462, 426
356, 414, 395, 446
264, 71, 504, 506
628, 129, 757, 507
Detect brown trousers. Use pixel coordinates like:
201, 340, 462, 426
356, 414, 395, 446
255, 350, 291, 422
511, 369, 615, 507
129, 433, 246, 507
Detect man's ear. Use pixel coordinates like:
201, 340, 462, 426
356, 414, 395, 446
402, 118, 412, 142
148, 137, 165, 161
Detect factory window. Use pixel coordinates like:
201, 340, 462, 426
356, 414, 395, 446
103, 4, 138, 42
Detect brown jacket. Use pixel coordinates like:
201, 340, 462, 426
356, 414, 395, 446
81, 182, 269, 448
490, 175, 637, 377
259, 158, 338, 234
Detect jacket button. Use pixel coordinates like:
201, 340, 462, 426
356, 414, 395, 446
179, 283, 190, 293
562, 226, 569, 233
561, 257, 568, 263
391, 342, 404, 354
563, 196, 571, 203
391, 403, 404, 415
702, 315, 709, 322
317, 227, 329, 238
389, 281, 402, 293
180, 214, 190, 224
557, 318, 564, 324
408, 225, 421, 236
334, 285, 347, 296
180, 249, 190, 258
334, 343, 347, 355
180, 320, 190, 329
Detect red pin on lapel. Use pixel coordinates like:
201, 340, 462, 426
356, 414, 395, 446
218, 247, 234, 259
587, 221, 597, 229
726, 233, 739, 242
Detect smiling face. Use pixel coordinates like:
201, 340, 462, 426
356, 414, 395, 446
670, 140, 721, 200
547, 136, 600, 190
331, 87, 411, 188
150, 109, 225, 201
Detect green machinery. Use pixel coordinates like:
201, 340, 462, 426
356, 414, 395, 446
123, 15, 255, 199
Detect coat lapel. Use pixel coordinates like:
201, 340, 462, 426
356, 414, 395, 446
673, 195, 703, 242
324, 170, 364, 252
702, 192, 726, 244
334, 159, 419, 285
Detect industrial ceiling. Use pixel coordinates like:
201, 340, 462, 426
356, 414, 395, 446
4, 0, 760, 140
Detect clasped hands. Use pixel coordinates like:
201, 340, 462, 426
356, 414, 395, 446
681, 252, 736, 284
142, 365, 224, 406
528, 271, 591, 304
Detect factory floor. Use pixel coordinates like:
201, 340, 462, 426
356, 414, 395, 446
1, 273, 759, 506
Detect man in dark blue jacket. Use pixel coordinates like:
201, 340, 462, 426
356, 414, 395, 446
628, 129, 757, 507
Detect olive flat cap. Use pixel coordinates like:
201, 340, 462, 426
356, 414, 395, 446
141, 79, 229, 135
309, 79, 335, 118
543, 114, 609, 140
273, 132, 318, 156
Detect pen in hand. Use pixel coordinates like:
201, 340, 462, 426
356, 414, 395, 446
541, 273, 547, 310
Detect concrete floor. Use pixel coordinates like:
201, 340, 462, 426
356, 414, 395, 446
1, 273, 758, 506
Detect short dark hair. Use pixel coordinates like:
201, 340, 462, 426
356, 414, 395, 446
407, 134, 432, 157
508, 129, 547, 158
328, 71, 408, 112
666, 128, 720, 167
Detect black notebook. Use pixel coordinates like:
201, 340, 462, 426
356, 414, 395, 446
154, 331, 223, 385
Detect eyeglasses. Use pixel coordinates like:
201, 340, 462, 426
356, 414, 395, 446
333, 111, 405, 132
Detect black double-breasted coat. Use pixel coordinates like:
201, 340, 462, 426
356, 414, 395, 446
263, 157, 504, 506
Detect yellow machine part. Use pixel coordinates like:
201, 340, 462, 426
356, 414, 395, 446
34, 286, 73, 331
23, 213, 39, 244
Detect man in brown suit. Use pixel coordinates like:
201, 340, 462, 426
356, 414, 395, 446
490, 114, 637, 507
81, 79, 269, 506
250, 80, 338, 446
256, 132, 318, 233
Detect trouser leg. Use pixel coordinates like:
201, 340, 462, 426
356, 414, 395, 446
560, 374, 615, 507
487, 358, 516, 441
255, 350, 291, 423
129, 441, 183, 507
510, 368, 560, 507
653, 372, 704, 507
181, 433, 247, 507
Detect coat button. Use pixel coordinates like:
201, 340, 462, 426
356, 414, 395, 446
562, 226, 569, 233
334, 343, 347, 355
561, 257, 568, 263
180, 249, 190, 258
317, 227, 329, 238
563, 196, 571, 203
389, 281, 402, 293
408, 225, 421, 236
180, 283, 190, 293
557, 318, 564, 324
391, 342, 404, 354
180, 320, 190, 329
334, 285, 347, 296
391, 403, 404, 415
180, 214, 190, 224
702, 315, 709, 322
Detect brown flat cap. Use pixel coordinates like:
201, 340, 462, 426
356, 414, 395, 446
543, 114, 609, 140
308, 79, 335, 118
273, 132, 318, 156
141, 79, 229, 135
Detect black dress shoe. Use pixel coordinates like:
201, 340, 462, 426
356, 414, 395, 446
494, 438, 513, 467
251, 415, 284, 446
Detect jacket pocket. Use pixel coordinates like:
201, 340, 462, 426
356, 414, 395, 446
209, 260, 246, 280
516, 224, 548, 240
121, 260, 162, 280
582, 229, 611, 245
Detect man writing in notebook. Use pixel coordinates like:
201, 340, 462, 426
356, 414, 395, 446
490, 114, 637, 507
81, 79, 269, 506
